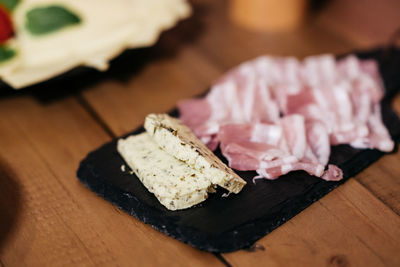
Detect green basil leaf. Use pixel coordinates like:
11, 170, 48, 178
0, 45, 15, 62
25, 5, 81, 36
0, 0, 20, 11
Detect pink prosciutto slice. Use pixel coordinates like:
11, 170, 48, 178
178, 54, 395, 182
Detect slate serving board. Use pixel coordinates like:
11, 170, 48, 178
77, 48, 400, 253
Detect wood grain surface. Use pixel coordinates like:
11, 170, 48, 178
1, 0, 399, 266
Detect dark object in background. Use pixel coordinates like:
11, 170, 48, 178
77, 48, 400, 253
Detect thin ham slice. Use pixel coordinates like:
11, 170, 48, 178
280, 115, 306, 160
178, 54, 395, 182
305, 121, 330, 166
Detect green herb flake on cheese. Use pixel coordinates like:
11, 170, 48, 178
25, 5, 81, 36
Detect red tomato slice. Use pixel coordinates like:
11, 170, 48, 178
0, 5, 13, 43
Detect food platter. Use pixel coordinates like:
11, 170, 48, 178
77, 48, 400, 252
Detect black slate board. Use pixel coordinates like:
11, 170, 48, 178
77, 48, 400, 253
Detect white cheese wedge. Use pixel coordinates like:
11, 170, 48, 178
0, 0, 190, 88
144, 113, 246, 193
117, 133, 215, 210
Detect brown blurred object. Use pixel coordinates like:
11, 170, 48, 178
316, 0, 400, 47
229, 0, 308, 32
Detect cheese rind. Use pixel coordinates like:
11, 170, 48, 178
144, 113, 246, 193
117, 133, 213, 210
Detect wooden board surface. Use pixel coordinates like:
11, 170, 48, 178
0, 0, 400, 266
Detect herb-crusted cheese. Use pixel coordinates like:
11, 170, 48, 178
144, 113, 246, 193
117, 133, 214, 210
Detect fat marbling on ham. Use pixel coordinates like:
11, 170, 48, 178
178, 54, 394, 182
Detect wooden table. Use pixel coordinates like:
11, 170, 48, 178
1, 1, 399, 266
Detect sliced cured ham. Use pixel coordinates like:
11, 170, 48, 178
218, 116, 337, 180
178, 54, 395, 182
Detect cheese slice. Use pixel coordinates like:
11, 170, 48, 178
117, 133, 214, 210
0, 0, 191, 88
144, 113, 246, 193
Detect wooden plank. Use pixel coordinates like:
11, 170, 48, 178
0, 96, 223, 266
81, 38, 221, 136
223, 179, 400, 267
